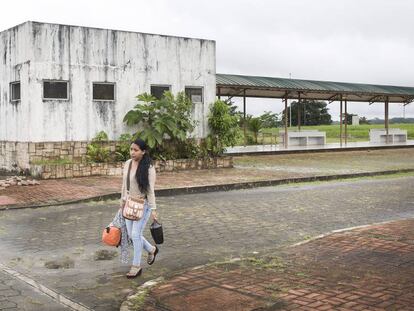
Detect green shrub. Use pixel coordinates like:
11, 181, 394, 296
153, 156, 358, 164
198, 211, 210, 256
207, 100, 241, 156
86, 131, 111, 163
115, 133, 133, 161
123, 91, 196, 150
123, 91, 203, 160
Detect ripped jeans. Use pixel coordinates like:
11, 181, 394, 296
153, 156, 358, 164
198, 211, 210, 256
124, 203, 154, 266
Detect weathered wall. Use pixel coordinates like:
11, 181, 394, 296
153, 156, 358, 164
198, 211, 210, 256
0, 23, 33, 143
0, 21, 216, 142
0, 141, 30, 172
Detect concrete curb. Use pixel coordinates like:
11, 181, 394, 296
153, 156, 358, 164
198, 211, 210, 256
2, 168, 414, 211
289, 220, 394, 248
0, 263, 92, 311
120, 277, 164, 311
119, 257, 243, 311
120, 219, 405, 311
226, 143, 414, 156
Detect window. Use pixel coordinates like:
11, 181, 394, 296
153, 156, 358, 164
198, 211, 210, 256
151, 85, 170, 100
93, 83, 115, 101
43, 81, 68, 99
185, 87, 203, 104
10, 82, 21, 102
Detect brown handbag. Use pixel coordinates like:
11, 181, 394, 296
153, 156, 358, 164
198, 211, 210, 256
122, 161, 145, 221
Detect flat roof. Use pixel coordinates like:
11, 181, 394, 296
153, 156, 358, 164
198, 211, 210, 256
0, 21, 215, 43
216, 73, 414, 103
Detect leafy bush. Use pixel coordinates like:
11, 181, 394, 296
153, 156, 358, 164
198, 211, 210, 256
86, 131, 111, 163
207, 100, 240, 156
115, 133, 133, 161
123, 91, 198, 159
123, 91, 196, 149
123, 94, 242, 159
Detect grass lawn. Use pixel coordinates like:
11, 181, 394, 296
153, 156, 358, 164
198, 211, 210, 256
238, 123, 414, 145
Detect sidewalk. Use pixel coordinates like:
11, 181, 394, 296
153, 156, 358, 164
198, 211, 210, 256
133, 219, 414, 311
1, 148, 414, 209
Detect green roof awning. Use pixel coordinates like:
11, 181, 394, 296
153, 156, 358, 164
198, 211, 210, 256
216, 73, 414, 103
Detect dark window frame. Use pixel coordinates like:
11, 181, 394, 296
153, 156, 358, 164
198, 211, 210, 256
92, 82, 116, 101
150, 85, 171, 100
10, 81, 21, 102
42, 80, 69, 100
185, 86, 204, 104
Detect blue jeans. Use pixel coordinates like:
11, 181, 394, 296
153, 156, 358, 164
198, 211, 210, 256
125, 204, 154, 266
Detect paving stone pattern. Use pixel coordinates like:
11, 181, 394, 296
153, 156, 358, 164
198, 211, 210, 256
0, 270, 68, 311
0, 177, 414, 310
143, 219, 414, 311
2, 148, 414, 209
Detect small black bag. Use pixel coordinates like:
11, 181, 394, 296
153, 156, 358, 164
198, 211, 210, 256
150, 221, 164, 244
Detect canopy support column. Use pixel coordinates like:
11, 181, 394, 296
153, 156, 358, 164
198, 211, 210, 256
385, 97, 389, 143
297, 92, 301, 131
243, 89, 247, 146
217, 87, 221, 100
284, 96, 288, 148
340, 96, 343, 147
344, 99, 348, 145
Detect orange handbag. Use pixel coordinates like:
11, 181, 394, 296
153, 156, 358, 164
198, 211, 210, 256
102, 226, 121, 247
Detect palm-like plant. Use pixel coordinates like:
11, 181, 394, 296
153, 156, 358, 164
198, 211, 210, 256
123, 91, 196, 150
248, 117, 263, 143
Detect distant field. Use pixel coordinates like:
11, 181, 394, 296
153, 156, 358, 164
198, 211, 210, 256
237, 123, 414, 145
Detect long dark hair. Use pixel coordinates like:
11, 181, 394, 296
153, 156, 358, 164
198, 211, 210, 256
132, 138, 152, 194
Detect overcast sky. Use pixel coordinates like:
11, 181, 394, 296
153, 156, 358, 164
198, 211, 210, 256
1, 0, 414, 120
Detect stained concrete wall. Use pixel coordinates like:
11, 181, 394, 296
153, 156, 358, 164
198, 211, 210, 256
0, 21, 216, 142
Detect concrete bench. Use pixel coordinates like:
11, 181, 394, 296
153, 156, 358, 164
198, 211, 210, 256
369, 128, 407, 143
279, 130, 326, 146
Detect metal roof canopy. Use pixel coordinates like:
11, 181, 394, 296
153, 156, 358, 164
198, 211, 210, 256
216, 73, 414, 104
216, 73, 413, 148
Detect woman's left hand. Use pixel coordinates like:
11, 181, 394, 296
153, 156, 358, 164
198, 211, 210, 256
151, 210, 158, 222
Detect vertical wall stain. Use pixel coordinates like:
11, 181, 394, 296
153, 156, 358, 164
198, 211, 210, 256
66, 26, 73, 140
111, 30, 117, 67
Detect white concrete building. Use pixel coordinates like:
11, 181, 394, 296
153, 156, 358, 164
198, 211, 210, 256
0, 21, 216, 142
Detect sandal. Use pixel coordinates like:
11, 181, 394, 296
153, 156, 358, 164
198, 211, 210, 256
147, 246, 159, 265
126, 265, 142, 279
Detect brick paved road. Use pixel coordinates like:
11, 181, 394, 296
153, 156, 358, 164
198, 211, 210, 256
144, 219, 414, 311
0, 176, 414, 310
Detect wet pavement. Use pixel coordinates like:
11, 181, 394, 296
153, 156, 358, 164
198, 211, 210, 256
2, 148, 414, 209
0, 175, 414, 310
142, 219, 414, 311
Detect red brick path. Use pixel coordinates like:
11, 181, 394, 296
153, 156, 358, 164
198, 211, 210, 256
142, 219, 414, 311
0, 168, 310, 208
0, 176, 122, 207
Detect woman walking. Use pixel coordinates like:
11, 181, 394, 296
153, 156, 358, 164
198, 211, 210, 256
120, 138, 159, 278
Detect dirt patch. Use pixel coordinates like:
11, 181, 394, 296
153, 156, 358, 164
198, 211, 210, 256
44, 257, 74, 269
94, 249, 118, 261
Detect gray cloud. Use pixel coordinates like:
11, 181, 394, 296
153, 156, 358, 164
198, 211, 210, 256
1, 0, 413, 119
